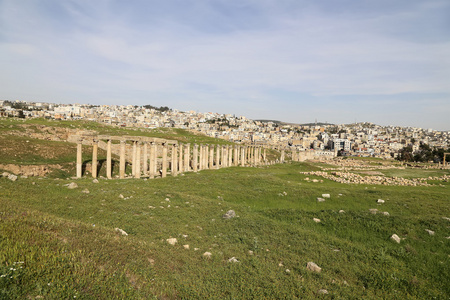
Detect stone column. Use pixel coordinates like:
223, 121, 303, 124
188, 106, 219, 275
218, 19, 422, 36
215, 145, 220, 169
76, 139, 82, 178
222, 145, 227, 167
263, 148, 267, 163
132, 141, 137, 177
171, 144, 178, 177
143, 142, 148, 176
184, 143, 190, 172
162, 143, 168, 178
209, 145, 214, 169
135, 142, 141, 179
234, 146, 239, 166
106, 139, 112, 179
204, 145, 209, 169
193, 144, 198, 172
228, 145, 233, 166
198, 144, 203, 170
149, 142, 156, 179
178, 144, 183, 173
241, 146, 246, 166
92, 139, 98, 178
281, 149, 285, 163
119, 140, 126, 179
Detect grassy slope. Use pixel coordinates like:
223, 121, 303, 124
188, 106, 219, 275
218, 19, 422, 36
0, 118, 449, 299
1, 162, 449, 299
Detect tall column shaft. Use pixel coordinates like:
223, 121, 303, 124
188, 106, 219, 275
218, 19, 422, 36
132, 141, 137, 176
120, 140, 126, 179
162, 143, 168, 178
171, 144, 178, 177
143, 142, 148, 176
76, 141, 82, 178
228, 145, 233, 166
92, 140, 98, 178
184, 144, 190, 171
209, 145, 214, 169
178, 144, 184, 173
135, 142, 141, 179
106, 139, 112, 179
193, 144, 198, 172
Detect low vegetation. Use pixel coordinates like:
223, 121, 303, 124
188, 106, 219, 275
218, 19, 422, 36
0, 118, 449, 299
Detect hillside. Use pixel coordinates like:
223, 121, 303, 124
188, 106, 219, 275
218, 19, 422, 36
0, 118, 449, 299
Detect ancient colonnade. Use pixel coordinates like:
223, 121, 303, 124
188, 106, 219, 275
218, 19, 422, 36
73, 133, 269, 179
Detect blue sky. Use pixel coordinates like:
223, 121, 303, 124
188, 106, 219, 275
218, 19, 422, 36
1, 0, 449, 130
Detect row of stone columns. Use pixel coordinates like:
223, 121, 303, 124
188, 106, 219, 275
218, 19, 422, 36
75, 134, 272, 179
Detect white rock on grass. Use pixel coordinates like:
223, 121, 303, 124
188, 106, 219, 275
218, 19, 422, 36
377, 199, 385, 204
369, 208, 378, 214
317, 289, 328, 295
339, 210, 345, 214
119, 194, 124, 199
8, 174, 18, 182
382, 211, 390, 216
307, 262, 322, 273
67, 182, 78, 189
228, 257, 239, 263
82, 189, 90, 194
425, 229, 435, 236
92, 179, 99, 183
203, 252, 212, 259
322, 194, 330, 198
166, 238, 177, 245
222, 210, 236, 219
115, 228, 128, 236
317, 198, 325, 202
183, 245, 190, 250
313, 218, 321, 223
390, 234, 401, 243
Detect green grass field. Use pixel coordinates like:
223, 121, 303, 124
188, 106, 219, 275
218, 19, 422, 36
0, 118, 449, 299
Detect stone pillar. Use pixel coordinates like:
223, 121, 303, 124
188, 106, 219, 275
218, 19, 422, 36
228, 145, 233, 166
209, 145, 214, 169
132, 141, 137, 177
222, 145, 227, 167
162, 143, 168, 178
119, 140, 126, 179
193, 144, 198, 172
184, 143, 190, 172
135, 142, 141, 179
263, 148, 267, 163
171, 144, 178, 177
76, 139, 82, 178
234, 146, 239, 166
204, 145, 209, 169
198, 144, 203, 171
241, 146, 246, 166
178, 144, 184, 173
216, 145, 220, 169
149, 142, 156, 179
143, 142, 148, 176
92, 139, 98, 178
281, 149, 285, 163
106, 139, 112, 179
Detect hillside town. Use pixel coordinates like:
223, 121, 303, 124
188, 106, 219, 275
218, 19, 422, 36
1, 100, 449, 161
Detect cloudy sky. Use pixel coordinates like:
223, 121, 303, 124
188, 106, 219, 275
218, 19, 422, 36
1, 0, 449, 130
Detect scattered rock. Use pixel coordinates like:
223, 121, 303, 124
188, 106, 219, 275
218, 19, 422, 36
7, 174, 18, 181
248, 250, 254, 255
313, 218, 321, 223
317, 197, 325, 202
307, 262, 322, 273
382, 211, 390, 216
442, 217, 450, 221
285, 269, 291, 274
377, 199, 385, 204
425, 229, 435, 236
183, 245, 190, 250
228, 257, 239, 263
339, 210, 345, 213
203, 252, 212, 259
166, 238, 177, 245
318, 289, 328, 295
322, 194, 330, 198
222, 210, 236, 219
278, 262, 284, 267
67, 182, 78, 189
81, 188, 90, 194
119, 194, 124, 199
115, 228, 128, 236
92, 179, 99, 183
165, 198, 170, 202
369, 208, 378, 214
390, 234, 401, 243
